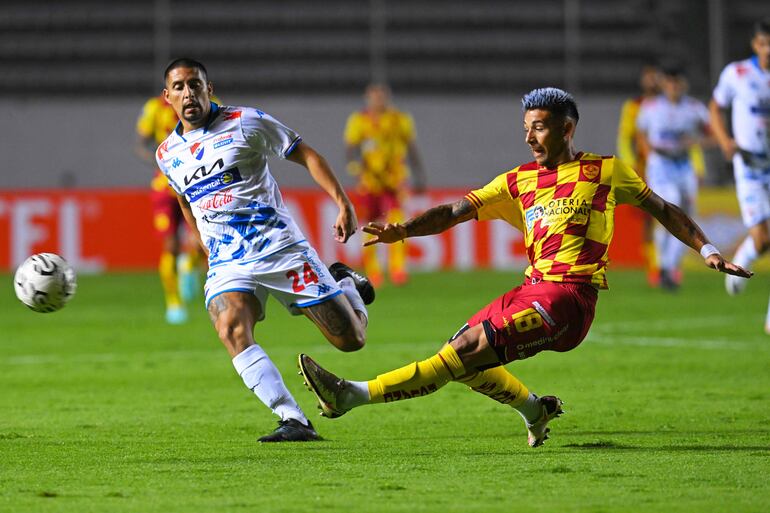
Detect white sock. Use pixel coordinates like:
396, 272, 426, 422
232, 344, 309, 425
339, 277, 368, 322
664, 233, 686, 273
338, 380, 370, 409
733, 236, 759, 269
514, 393, 542, 424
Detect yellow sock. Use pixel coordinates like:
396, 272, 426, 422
645, 241, 657, 273
457, 366, 530, 407
159, 251, 182, 308
367, 345, 465, 403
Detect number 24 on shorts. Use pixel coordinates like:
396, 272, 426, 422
286, 262, 319, 293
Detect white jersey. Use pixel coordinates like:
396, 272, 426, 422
156, 103, 305, 267
712, 57, 770, 159
636, 94, 709, 183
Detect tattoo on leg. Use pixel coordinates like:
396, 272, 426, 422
207, 294, 230, 324
306, 301, 351, 337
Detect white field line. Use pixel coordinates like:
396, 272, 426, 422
3, 333, 768, 368
584, 333, 766, 351
590, 315, 738, 332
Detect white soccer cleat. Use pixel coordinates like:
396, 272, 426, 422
725, 273, 747, 296
526, 395, 564, 448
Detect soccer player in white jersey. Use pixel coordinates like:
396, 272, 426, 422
710, 19, 770, 331
156, 58, 375, 442
636, 65, 711, 290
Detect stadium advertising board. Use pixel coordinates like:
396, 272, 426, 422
0, 189, 645, 272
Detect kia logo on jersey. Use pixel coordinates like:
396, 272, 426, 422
184, 158, 225, 186
190, 142, 205, 161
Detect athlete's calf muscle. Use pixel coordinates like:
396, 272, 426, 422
304, 296, 365, 352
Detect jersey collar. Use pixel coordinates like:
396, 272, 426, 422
173, 101, 221, 141
750, 56, 770, 74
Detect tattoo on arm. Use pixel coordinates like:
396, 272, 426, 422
642, 194, 707, 250
403, 198, 477, 238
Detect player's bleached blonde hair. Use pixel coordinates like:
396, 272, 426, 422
521, 87, 579, 123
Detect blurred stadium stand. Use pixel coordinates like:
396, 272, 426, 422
0, 0, 763, 189
0, 0, 763, 96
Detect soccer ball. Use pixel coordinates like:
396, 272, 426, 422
13, 253, 77, 313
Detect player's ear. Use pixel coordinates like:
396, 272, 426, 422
207, 81, 214, 96
563, 118, 576, 139
162, 88, 171, 105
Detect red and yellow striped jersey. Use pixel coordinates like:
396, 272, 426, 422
466, 152, 651, 289
344, 108, 415, 193
137, 95, 179, 145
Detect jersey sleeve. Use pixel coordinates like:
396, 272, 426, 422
612, 158, 651, 206
155, 144, 182, 195
343, 112, 362, 146
136, 97, 160, 138
241, 107, 302, 159
466, 172, 513, 210
712, 64, 735, 107
635, 101, 650, 133
400, 112, 416, 142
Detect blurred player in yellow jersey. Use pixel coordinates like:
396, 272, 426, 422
136, 94, 212, 324
617, 63, 707, 286
344, 83, 427, 287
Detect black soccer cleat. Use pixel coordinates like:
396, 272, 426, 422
257, 419, 320, 443
328, 262, 375, 305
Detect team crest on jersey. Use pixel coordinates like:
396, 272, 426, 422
582, 163, 601, 181
213, 133, 234, 149
190, 142, 205, 160
157, 140, 169, 159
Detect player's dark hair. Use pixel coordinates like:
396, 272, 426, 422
521, 87, 579, 123
660, 62, 685, 78
164, 58, 208, 82
754, 18, 770, 37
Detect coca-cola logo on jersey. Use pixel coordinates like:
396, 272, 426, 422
199, 191, 233, 210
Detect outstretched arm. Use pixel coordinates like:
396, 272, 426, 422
362, 197, 477, 246
287, 141, 358, 243
639, 191, 751, 277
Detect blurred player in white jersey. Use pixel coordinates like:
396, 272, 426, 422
710, 19, 770, 331
636, 65, 711, 290
156, 58, 375, 442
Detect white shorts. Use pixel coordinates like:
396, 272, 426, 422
204, 241, 342, 320
734, 154, 770, 228
646, 159, 698, 214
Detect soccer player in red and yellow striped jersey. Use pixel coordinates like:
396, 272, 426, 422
298, 88, 751, 447
344, 84, 426, 286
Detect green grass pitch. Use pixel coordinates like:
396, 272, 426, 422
1, 269, 768, 512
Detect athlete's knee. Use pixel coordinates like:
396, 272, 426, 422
334, 325, 366, 352
450, 328, 485, 358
